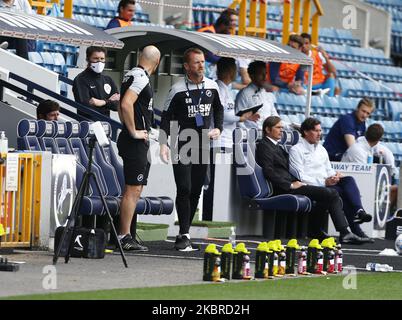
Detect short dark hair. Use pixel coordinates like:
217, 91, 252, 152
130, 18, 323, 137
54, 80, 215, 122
37, 99, 60, 119
365, 123, 384, 143
300, 117, 321, 137
86, 46, 106, 60
301, 33, 311, 41
288, 34, 304, 48
263, 116, 281, 134
183, 47, 204, 64
357, 97, 375, 110
247, 61, 266, 77
118, 0, 135, 13
216, 57, 236, 79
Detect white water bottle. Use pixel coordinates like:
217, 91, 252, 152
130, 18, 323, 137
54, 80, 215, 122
0, 131, 7, 154
229, 226, 236, 248
365, 263, 393, 272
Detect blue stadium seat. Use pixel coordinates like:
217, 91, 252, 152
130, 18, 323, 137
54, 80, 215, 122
17, 119, 41, 151
28, 52, 44, 66
51, 52, 67, 74
36, 120, 59, 153
233, 128, 312, 238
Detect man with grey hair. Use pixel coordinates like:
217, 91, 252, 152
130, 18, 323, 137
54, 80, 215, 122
116, 45, 161, 251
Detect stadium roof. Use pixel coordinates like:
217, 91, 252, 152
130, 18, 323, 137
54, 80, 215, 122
0, 10, 124, 49
107, 26, 313, 66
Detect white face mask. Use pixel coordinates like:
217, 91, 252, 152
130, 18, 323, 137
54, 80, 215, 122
90, 61, 105, 74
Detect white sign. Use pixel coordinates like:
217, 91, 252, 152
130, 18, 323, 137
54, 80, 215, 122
5, 153, 19, 191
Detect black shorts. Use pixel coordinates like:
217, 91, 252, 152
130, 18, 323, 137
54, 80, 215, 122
122, 157, 151, 186
117, 132, 151, 186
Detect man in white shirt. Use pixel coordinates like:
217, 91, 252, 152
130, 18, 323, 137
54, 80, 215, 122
289, 117, 374, 242
342, 123, 398, 209
235, 61, 278, 130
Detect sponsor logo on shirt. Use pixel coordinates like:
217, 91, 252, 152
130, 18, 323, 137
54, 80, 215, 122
104, 84, 111, 94
187, 104, 211, 117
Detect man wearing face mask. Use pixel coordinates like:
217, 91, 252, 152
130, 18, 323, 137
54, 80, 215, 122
73, 46, 120, 119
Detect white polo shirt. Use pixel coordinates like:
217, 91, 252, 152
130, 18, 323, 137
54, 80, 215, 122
235, 83, 278, 130
213, 80, 238, 149
289, 137, 335, 187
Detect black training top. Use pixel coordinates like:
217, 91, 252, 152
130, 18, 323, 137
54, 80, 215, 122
159, 76, 224, 146
120, 66, 154, 133
72, 68, 119, 118
117, 66, 154, 159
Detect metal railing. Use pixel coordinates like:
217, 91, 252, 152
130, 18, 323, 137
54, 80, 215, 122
0, 153, 41, 248
229, 0, 324, 45
28, 0, 59, 15
282, 0, 324, 45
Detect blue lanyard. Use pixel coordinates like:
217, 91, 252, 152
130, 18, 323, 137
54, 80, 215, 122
185, 79, 205, 127
185, 79, 205, 108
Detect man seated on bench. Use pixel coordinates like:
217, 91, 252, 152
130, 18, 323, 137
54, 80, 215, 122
255, 116, 366, 244
289, 117, 374, 243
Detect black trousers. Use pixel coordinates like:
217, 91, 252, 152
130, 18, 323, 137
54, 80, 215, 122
288, 185, 349, 233
173, 161, 208, 235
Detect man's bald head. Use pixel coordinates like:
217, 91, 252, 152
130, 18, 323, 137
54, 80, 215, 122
139, 45, 161, 66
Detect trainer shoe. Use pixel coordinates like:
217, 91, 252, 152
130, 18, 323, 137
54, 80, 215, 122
339, 232, 365, 245
354, 230, 375, 243
120, 234, 148, 252
353, 209, 372, 224
174, 234, 193, 251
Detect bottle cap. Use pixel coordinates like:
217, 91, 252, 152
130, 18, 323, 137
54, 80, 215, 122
257, 242, 272, 253
267, 241, 280, 252
205, 244, 221, 255
274, 239, 285, 251
234, 242, 250, 254
222, 243, 236, 254
286, 239, 300, 249
321, 237, 336, 249
308, 239, 323, 249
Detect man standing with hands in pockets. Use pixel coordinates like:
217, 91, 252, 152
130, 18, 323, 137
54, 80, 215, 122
159, 48, 224, 251
117, 45, 161, 251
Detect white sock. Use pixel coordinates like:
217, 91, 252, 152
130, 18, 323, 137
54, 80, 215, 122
182, 233, 190, 240
118, 234, 128, 241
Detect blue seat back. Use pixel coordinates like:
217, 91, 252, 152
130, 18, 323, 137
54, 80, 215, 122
17, 119, 41, 151
79, 121, 122, 197
37, 120, 59, 153
233, 128, 272, 199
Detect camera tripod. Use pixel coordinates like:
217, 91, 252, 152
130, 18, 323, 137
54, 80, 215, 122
53, 137, 128, 268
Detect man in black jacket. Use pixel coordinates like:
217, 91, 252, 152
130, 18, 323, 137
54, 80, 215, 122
255, 116, 365, 244
159, 48, 223, 251
72, 46, 120, 119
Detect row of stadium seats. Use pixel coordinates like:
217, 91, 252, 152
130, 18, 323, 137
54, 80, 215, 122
275, 93, 387, 120
192, 3, 360, 46
28, 52, 70, 75
16, 119, 174, 218
332, 60, 402, 82
338, 78, 398, 99
320, 43, 392, 65
363, 0, 402, 54
365, 0, 402, 10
